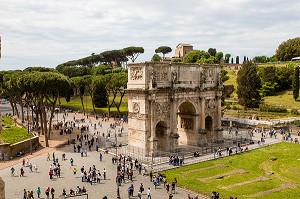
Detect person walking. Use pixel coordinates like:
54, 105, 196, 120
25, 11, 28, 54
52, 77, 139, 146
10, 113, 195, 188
20, 167, 25, 177
73, 168, 77, 176
36, 187, 41, 198
11, 167, 15, 177
147, 187, 151, 199
34, 164, 38, 172
139, 183, 144, 194
45, 187, 50, 199
149, 170, 153, 182
70, 158, 74, 166
29, 190, 34, 199
23, 189, 27, 199
62, 188, 67, 199
103, 168, 106, 180
50, 187, 55, 199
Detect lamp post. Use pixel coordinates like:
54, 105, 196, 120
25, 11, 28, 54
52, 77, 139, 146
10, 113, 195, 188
54, 109, 59, 125
27, 105, 32, 155
107, 126, 120, 198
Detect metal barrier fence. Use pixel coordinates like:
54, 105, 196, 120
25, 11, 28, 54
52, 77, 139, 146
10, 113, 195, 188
99, 130, 254, 166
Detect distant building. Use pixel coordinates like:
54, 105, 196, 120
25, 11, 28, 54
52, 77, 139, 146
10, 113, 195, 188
291, 57, 300, 62
175, 43, 193, 58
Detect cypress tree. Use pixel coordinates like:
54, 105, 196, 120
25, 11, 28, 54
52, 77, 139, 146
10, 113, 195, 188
236, 56, 239, 64
93, 84, 108, 108
293, 66, 299, 100
237, 61, 262, 108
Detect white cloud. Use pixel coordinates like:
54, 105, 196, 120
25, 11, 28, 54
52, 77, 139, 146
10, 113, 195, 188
0, 0, 300, 70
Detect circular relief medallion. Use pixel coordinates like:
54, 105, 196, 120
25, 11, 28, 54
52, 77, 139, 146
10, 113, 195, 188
133, 103, 140, 113
208, 99, 215, 108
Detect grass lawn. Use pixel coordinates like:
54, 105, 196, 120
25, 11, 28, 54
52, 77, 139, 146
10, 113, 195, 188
59, 95, 128, 115
165, 142, 300, 199
264, 90, 300, 110
0, 117, 33, 144
224, 68, 238, 100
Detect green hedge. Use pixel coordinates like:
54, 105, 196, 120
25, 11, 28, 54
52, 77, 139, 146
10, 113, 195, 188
259, 104, 287, 113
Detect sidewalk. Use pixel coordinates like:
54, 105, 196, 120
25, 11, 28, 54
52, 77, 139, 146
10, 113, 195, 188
148, 135, 283, 174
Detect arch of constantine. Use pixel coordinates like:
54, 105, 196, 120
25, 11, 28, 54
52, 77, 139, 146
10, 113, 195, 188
127, 62, 223, 156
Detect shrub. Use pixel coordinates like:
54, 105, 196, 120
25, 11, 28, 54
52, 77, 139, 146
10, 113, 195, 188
226, 104, 231, 110
259, 104, 287, 113
291, 108, 300, 115
232, 105, 238, 110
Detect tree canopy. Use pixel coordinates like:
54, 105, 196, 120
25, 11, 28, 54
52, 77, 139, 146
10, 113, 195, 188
276, 37, 300, 61
208, 48, 217, 57
151, 54, 162, 62
155, 46, 172, 59
183, 50, 209, 63
123, 46, 144, 63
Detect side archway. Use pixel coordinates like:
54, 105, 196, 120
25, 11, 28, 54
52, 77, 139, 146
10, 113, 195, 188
155, 121, 169, 151
177, 101, 197, 145
205, 116, 213, 131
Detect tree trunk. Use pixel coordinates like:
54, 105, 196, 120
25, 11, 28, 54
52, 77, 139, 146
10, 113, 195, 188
13, 101, 19, 118
89, 91, 96, 114
9, 99, 15, 115
20, 97, 24, 122
42, 105, 49, 147
80, 95, 85, 115
47, 97, 57, 139
116, 89, 126, 117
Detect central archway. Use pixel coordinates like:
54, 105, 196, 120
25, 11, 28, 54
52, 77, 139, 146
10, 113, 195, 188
177, 101, 197, 145
155, 121, 168, 151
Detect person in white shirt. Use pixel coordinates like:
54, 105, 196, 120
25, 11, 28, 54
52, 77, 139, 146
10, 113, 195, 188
147, 187, 151, 199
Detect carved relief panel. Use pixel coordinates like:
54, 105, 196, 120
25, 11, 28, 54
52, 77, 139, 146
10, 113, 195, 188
180, 118, 193, 130
203, 68, 215, 84
153, 68, 168, 82
154, 102, 170, 122
130, 67, 143, 80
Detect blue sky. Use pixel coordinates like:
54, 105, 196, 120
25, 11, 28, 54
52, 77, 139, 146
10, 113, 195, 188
0, 0, 299, 70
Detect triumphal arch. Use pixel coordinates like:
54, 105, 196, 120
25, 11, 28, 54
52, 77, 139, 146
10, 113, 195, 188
127, 62, 223, 156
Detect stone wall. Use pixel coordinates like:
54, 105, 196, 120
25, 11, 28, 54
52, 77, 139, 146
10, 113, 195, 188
0, 177, 5, 199
10, 136, 39, 157
0, 136, 39, 160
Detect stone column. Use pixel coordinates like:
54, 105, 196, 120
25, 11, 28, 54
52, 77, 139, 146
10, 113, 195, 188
0, 113, 2, 133
148, 100, 156, 156
201, 97, 206, 129
217, 96, 222, 129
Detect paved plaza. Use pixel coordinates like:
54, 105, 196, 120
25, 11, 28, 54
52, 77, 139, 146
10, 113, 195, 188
0, 109, 196, 199
0, 144, 194, 198
0, 105, 299, 199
